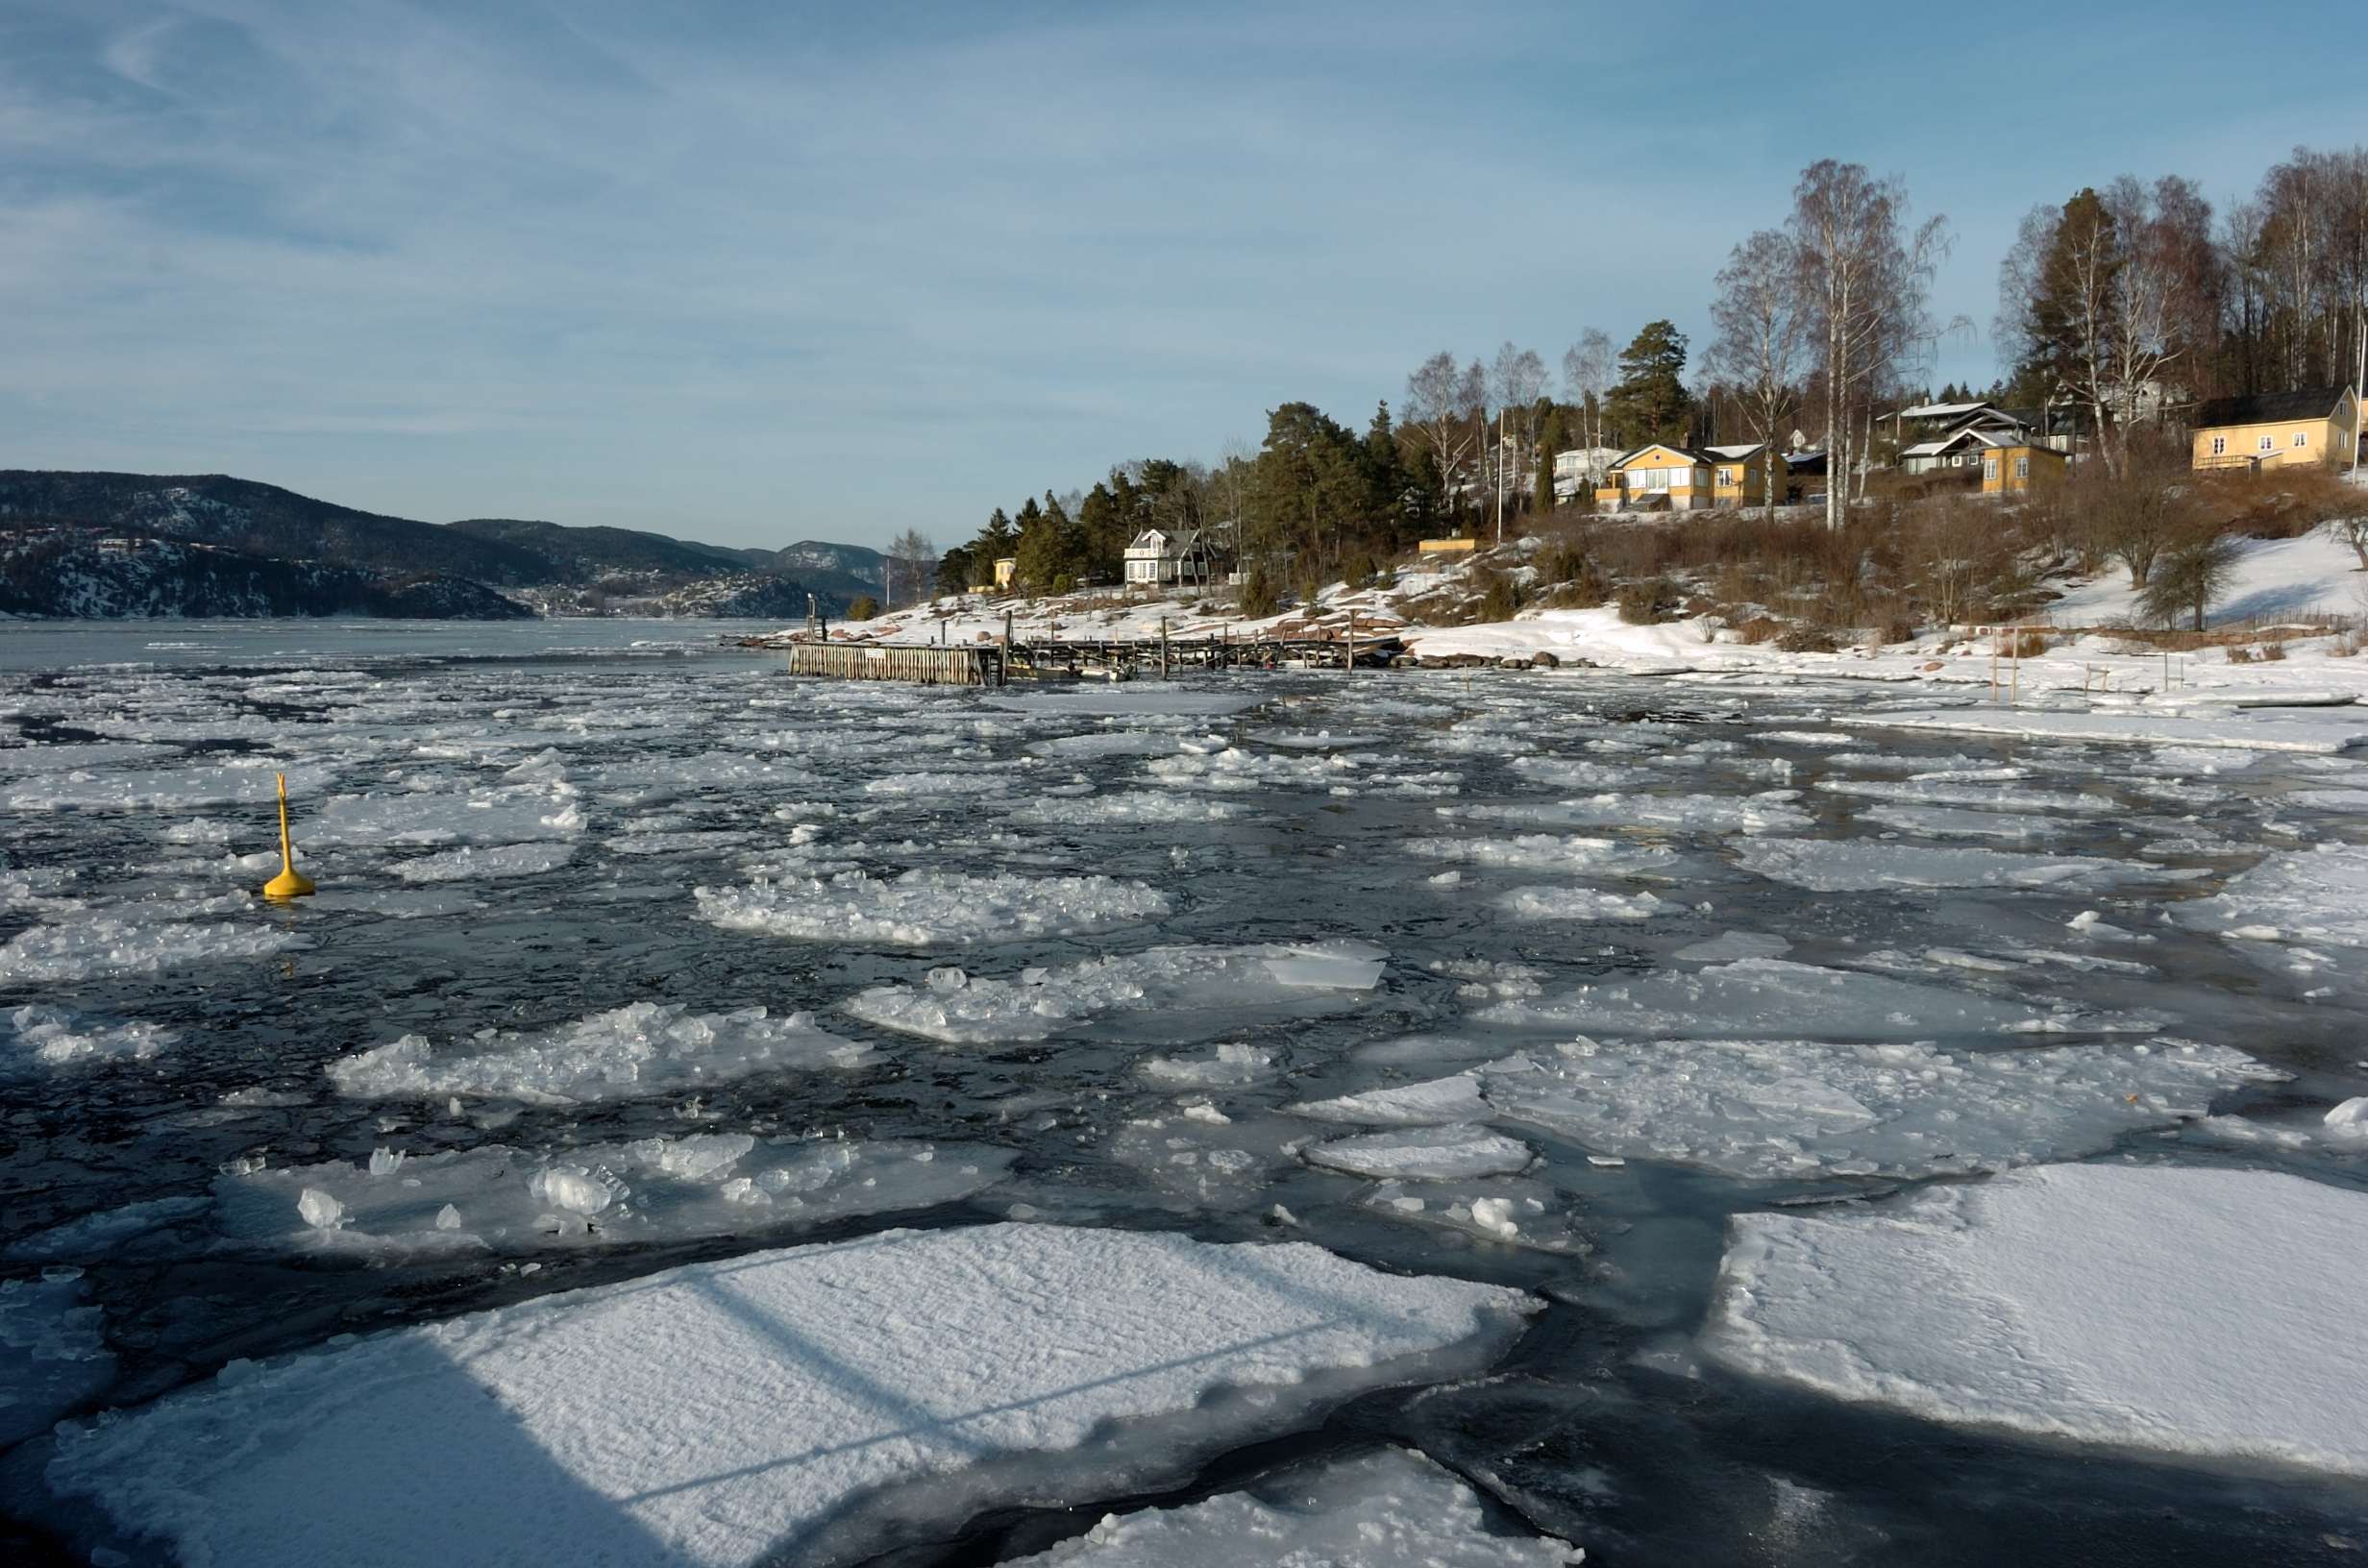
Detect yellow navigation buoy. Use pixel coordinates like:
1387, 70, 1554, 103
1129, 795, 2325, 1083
261, 772, 316, 900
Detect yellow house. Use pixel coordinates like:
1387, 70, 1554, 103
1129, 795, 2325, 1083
1979, 442, 2068, 495
1704, 442, 1783, 507
2191, 385, 2361, 472
1418, 536, 1478, 556
1596, 444, 1714, 511
992, 556, 1018, 591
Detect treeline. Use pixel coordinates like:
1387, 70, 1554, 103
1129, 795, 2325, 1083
924, 146, 2364, 599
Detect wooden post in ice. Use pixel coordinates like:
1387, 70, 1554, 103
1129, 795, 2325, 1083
1159, 616, 1171, 678
1989, 626, 2001, 703
1344, 610, 1355, 674
999, 610, 1012, 688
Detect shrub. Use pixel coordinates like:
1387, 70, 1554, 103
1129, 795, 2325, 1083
2259, 640, 2286, 661
1616, 576, 1679, 625
2226, 645, 2254, 663
2010, 629, 2049, 658
1236, 561, 1281, 619
1737, 615, 1783, 645
847, 595, 881, 621
1776, 625, 1838, 653
1477, 568, 1522, 623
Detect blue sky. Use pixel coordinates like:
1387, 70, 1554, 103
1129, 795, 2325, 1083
0, 1, 2354, 550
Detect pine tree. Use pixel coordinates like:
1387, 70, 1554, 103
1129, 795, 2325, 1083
1603, 321, 1694, 447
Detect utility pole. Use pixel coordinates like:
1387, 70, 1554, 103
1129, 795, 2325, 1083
1493, 407, 1507, 546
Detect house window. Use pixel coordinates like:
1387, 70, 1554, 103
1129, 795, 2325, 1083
2295, 431, 2308, 448
2259, 435, 2275, 452
2014, 457, 2030, 478
1984, 458, 1998, 480
1717, 467, 1734, 484
2210, 435, 2226, 455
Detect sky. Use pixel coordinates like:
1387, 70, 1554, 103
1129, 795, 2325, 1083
1, 0, 2356, 551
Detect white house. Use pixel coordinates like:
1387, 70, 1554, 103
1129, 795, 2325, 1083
1551, 446, 1625, 502
1122, 527, 1215, 589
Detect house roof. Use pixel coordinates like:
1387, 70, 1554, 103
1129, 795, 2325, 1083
2191, 385, 2355, 429
1905, 428, 2026, 457
1606, 443, 1711, 470
1125, 527, 1205, 552
1703, 443, 1766, 460
1884, 400, 1996, 422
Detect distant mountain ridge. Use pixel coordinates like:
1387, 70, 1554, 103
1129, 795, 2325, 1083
0, 470, 886, 620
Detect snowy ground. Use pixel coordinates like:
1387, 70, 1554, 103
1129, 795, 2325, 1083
782, 518, 2368, 705
3, 619, 2368, 1565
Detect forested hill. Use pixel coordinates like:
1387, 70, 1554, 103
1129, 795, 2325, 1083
0, 471, 883, 619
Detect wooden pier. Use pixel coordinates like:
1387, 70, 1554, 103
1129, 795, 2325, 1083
764, 610, 1411, 687
786, 643, 1003, 685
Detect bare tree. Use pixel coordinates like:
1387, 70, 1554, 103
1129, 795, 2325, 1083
1562, 329, 1615, 480
1405, 352, 1481, 520
1211, 437, 1253, 556
1789, 161, 1948, 527
885, 528, 936, 608
1490, 342, 1548, 527
1707, 230, 1807, 520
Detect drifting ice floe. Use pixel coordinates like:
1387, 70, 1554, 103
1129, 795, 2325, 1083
1405, 834, 1676, 875
1468, 791, 1813, 835
1140, 1042, 1278, 1088
0, 1270, 116, 1446
1005, 1446, 1581, 1565
1481, 1037, 2275, 1180
1304, 1124, 1536, 1180
40, 1225, 1534, 1568
210, 1135, 1014, 1257
0, 914, 304, 985
1736, 839, 2160, 893
3, 1005, 178, 1070
2174, 843, 2368, 948
1477, 957, 2072, 1041
1704, 1164, 2368, 1474
1359, 1176, 1581, 1251
1497, 885, 1672, 921
327, 1002, 873, 1103
847, 942, 1388, 1044
1292, 1071, 1494, 1125
1017, 793, 1243, 826
694, 870, 1170, 945
1147, 747, 1357, 791
392, 842, 576, 883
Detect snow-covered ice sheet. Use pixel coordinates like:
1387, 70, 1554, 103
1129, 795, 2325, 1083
1704, 1164, 2368, 1474
2174, 844, 2368, 949
327, 1002, 873, 1103
1004, 1446, 1580, 1565
40, 1225, 1535, 1568
1304, 1124, 1535, 1180
695, 870, 1169, 945
847, 942, 1387, 1044
1480, 1038, 2274, 1180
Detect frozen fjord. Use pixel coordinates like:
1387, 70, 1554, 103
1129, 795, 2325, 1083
4, 624, 2368, 1564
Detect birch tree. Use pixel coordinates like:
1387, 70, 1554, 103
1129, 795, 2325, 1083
1706, 230, 1807, 520
1404, 352, 1481, 521
1561, 329, 1615, 475
1489, 342, 1548, 516
1788, 161, 1947, 527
